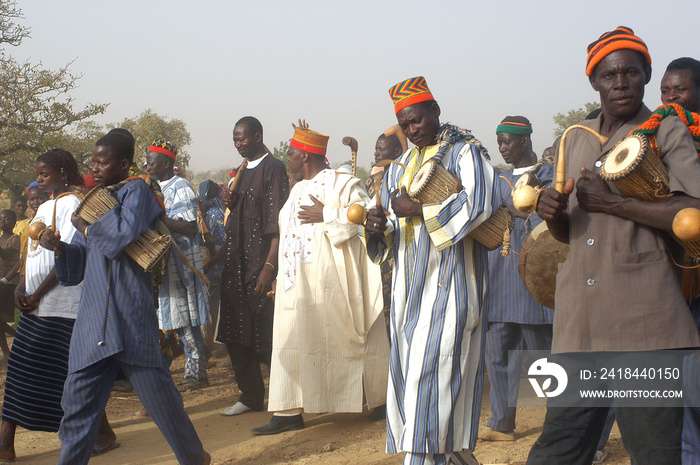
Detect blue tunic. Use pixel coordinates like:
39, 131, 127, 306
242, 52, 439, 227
487, 163, 554, 325
55, 179, 163, 372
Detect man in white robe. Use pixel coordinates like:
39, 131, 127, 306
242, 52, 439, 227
364, 76, 500, 465
252, 126, 389, 435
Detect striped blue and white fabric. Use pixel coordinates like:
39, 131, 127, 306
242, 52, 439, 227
364, 138, 500, 457
158, 175, 210, 330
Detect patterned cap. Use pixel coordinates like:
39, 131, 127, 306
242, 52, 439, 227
496, 116, 533, 135
586, 26, 651, 76
389, 76, 435, 114
290, 127, 329, 156
148, 139, 178, 160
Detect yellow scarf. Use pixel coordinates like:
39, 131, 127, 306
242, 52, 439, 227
398, 144, 439, 245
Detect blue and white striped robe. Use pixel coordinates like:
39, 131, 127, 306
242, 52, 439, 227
364, 140, 500, 454
158, 176, 210, 331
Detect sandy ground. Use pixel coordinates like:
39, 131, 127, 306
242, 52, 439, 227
0, 345, 632, 465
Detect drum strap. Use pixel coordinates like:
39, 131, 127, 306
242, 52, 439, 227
630, 103, 700, 157
434, 124, 490, 163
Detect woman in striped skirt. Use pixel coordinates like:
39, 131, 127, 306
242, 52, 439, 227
0, 149, 118, 461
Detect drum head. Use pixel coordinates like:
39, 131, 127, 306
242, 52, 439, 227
518, 222, 569, 309
514, 172, 542, 189
408, 160, 434, 196
602, 135, 643, 178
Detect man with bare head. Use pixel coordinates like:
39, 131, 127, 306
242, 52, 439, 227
211, 117, 289, 417
661, 57, 700, 113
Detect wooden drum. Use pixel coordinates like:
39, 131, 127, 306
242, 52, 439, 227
76, 186, 171, 272
408, 158, 462, 204
518, 222, 570, 309
407, 159, 513, 251
599, 134, 670, 201
469, 204, 514, 251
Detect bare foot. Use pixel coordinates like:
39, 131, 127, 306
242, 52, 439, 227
0, 440, 16, 462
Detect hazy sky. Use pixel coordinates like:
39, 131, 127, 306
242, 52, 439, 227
8, 0, 700, 173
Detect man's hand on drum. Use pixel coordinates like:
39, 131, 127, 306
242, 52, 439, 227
391, 187, 423, 218
70, 212, 90, 235
537, 178, 574, 222
366, 208, 389, 238
576, 167, 621, 213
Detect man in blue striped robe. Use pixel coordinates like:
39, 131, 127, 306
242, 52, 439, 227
480, 116, 554, 442
363, 76, 500, 465
43, 132, 210, 465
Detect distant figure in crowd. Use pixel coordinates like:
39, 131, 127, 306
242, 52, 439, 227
42, 132, 210, 465
364, 76, 500, 465
197, 179, 227, 356
480, 116, 554, 443
210, 116, 289, 416
147, 140, 210, 391
252, 125, 389, 435
0, 209, 19, 360
2, 149, 117, 462
366, 128, 406, 327
527, 27, 700, 465
11, 195, 28, 234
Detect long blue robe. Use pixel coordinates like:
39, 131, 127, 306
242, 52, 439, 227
54, 179, 205, 465
56, 179, 163, 371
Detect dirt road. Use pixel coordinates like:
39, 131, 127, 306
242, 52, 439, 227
1, 353, 631, 465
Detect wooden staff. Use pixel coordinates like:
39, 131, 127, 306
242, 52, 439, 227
555, 124, 608, 193
383, 124, 408, 153
342, 136, 358, 176
228, 158, 249, 192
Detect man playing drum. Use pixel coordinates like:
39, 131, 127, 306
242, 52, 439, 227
41, 132, 210, 465
363, 76, 500, 465
528, 27, 700, 465
480, 116, 554, 442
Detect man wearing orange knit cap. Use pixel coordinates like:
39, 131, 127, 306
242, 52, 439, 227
527, 27, 700, 465
252, 125, 389, 435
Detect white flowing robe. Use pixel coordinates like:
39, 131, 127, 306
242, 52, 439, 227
268, 169, 389, 413
364, 140, 500, 454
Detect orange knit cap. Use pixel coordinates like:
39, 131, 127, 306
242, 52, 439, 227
290, 127, 329, 156
586, 26, 651, 76
389, 76, 435, 114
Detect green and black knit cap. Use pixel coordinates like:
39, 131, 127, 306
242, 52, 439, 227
496, 116, 533, 135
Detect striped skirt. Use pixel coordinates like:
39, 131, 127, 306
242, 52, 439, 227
2, 314, 75, 432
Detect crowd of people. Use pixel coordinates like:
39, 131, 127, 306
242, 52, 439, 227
0, 26, 698, 465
